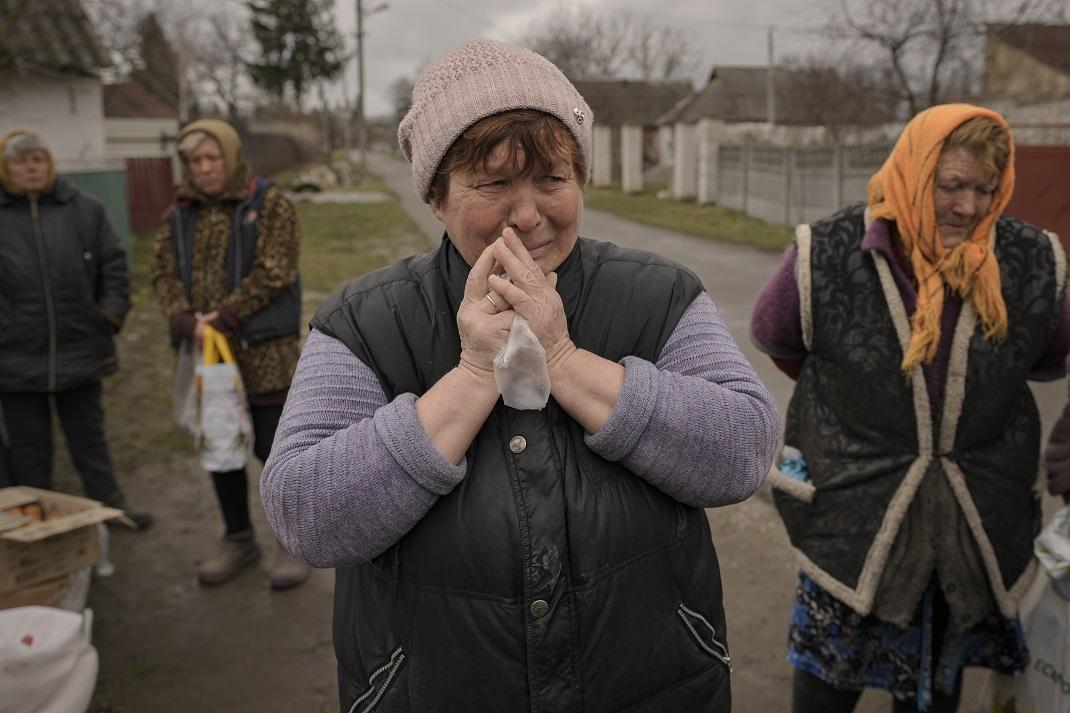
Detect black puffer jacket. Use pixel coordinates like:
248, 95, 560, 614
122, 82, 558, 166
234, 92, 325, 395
0, 178, 130, 392
314, 238, 731, 713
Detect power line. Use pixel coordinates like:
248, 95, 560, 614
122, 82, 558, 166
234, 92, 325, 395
555, 0, 827, 36
434, 0, 491, 28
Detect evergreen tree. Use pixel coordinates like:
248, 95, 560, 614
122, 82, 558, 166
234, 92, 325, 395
246, 0, 343, 107
131, 13, 181, 108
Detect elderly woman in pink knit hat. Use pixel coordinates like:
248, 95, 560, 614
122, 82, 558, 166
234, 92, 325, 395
261, 39, 777, 712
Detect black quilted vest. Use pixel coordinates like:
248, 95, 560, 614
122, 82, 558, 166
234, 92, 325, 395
312, 236, 732, 713
776, 204, 1061, 614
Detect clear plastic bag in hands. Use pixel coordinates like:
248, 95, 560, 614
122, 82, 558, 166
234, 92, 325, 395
172, 341, 199, 437
494, 314, 550, 410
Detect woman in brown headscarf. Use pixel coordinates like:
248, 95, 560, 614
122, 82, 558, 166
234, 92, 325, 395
751, 104, 1070, 712
151, 119, 308, 590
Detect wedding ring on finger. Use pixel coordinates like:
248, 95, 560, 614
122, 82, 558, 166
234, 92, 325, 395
484, 292, 500, 311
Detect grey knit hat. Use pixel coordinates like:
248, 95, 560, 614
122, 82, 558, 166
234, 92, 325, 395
398, 38, 593, 204
3, 132, 50, 162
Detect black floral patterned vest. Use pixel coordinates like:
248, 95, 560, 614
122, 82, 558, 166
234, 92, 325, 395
772, 204, 1065, 618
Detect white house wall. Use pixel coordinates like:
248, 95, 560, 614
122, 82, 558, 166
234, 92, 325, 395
671, 122, 697, 200
593, 125, 613, 187
0, 69, 108, 169
697, 119, 722, 204
620, 125, 643, 193
658, 126, 673, 167
105, 117, 181, 177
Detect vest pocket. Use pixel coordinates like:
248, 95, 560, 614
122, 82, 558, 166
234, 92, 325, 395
347, 646, 406, 713
677, 604, 732, 672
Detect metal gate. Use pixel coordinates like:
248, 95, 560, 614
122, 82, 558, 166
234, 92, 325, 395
124, 157, 174, 236
1006, 146, 1070, 252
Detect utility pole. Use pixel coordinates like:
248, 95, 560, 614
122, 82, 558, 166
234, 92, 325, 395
356, 0, 366, 170
318, 82, 331, 154
766, 26, 776, 125
354, 0, 388, 172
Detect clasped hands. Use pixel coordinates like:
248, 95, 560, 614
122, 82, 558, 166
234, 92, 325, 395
457, 228, 576, 385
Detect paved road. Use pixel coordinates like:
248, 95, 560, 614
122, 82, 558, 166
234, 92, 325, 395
365, 150, 1067, 712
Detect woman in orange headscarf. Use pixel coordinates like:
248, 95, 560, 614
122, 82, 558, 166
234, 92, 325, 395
751, 104, 1070, 712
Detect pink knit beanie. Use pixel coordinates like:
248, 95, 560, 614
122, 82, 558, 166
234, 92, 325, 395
398, 38, 593, 204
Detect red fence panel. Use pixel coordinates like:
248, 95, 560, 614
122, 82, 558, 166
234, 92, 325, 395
125, 157, 174, 236
1006, 146, 1070, 253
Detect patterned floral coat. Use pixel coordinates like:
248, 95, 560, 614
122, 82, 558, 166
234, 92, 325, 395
151, 163, 302, 403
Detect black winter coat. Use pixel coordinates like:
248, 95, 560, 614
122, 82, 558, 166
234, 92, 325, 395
0, 178, 130, 392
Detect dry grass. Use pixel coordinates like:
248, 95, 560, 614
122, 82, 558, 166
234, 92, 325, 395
585, 185, 793, 251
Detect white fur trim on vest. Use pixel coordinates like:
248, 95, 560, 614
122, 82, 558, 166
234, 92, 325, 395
1045, 231, 1066, 297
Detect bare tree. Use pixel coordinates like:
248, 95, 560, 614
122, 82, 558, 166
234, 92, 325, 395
85, 0, 260, 119
388, 75, 414, 125
130, 13, 181, 108
186, 12, 259, 118
825, 0, 1069, 115
628, 19, 700, 81
520, 8, 699, 81
82, 0, 143, 77
779, 53, 900, 139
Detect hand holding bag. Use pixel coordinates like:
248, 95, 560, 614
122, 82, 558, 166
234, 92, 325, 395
196, 326, 254, 472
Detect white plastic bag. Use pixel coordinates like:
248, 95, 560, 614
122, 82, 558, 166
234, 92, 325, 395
494, 314, 550, 410
978, 506, 1070, 713
0, 606, 98, 713
1036, 506, 1070, 600
196, 327, 254, 472
172, 340, 199, 436
980, 583, 1070, 713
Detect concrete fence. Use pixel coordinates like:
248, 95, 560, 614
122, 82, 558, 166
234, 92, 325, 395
702, 142, 891, 226
672, 122, 699, 200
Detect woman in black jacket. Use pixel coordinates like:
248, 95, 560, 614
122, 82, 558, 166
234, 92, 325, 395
0, 129, 151, 529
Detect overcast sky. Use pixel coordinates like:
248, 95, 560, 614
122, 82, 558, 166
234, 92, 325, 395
330, 0, 830, 118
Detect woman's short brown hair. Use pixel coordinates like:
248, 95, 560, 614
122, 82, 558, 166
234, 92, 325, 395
427, 109, 587, 206
943, 116, 1010, 181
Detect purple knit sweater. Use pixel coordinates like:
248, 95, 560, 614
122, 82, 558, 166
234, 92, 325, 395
261, 292, 779, 567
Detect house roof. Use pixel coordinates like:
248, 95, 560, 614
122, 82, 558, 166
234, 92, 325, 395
104, 81, 178, 119
570, 79, 693, 126
987, 23, 1070, 77
657, 66, 823, 126
0, 0, 110, 76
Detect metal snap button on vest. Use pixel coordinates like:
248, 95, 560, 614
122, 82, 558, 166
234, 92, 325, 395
509, 435, 527, 454
530, 599, 549, 618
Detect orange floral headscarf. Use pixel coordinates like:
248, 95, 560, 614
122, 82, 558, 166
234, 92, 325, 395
867, 103, 1015, 373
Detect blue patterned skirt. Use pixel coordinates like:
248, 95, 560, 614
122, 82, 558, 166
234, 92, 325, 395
788, 574, 1028, 710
